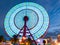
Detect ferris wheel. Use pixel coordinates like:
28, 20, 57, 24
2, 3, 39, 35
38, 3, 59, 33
4, 2, 49, 43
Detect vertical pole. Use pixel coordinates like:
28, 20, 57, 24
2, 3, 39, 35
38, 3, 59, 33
23, 21, 26, 37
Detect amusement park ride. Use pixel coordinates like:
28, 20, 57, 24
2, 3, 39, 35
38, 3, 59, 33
4, 2, 49, 45
17, 16, 37, 45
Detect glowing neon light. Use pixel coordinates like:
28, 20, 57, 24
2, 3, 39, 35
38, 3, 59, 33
4, 2, 49, 40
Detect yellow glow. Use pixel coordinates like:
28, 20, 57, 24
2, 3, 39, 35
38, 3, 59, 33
55, 40, 60, 45
26, 42, 29, 45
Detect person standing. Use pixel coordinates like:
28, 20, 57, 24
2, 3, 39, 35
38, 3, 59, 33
43, 40, 46, 45
54, 34, 60, 45
0, 35, 5, 45
47, 37, 55, 45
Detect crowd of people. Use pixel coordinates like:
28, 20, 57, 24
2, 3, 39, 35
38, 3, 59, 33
0, 35, 19, 45
0, 34, 60, 45
43, 34, 60, 45
0, 35, 35, 45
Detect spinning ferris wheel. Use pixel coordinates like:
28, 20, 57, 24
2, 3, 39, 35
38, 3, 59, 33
4, 2, 49, 44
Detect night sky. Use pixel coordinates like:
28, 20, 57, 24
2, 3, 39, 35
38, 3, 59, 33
0, 0, 60, 39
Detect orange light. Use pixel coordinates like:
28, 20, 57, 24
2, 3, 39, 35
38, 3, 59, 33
19, 39, 22, 43
22, 37, 26, 40
26, 42, 29, 45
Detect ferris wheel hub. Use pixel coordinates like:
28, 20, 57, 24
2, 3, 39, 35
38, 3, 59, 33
23, 16, 29, 21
